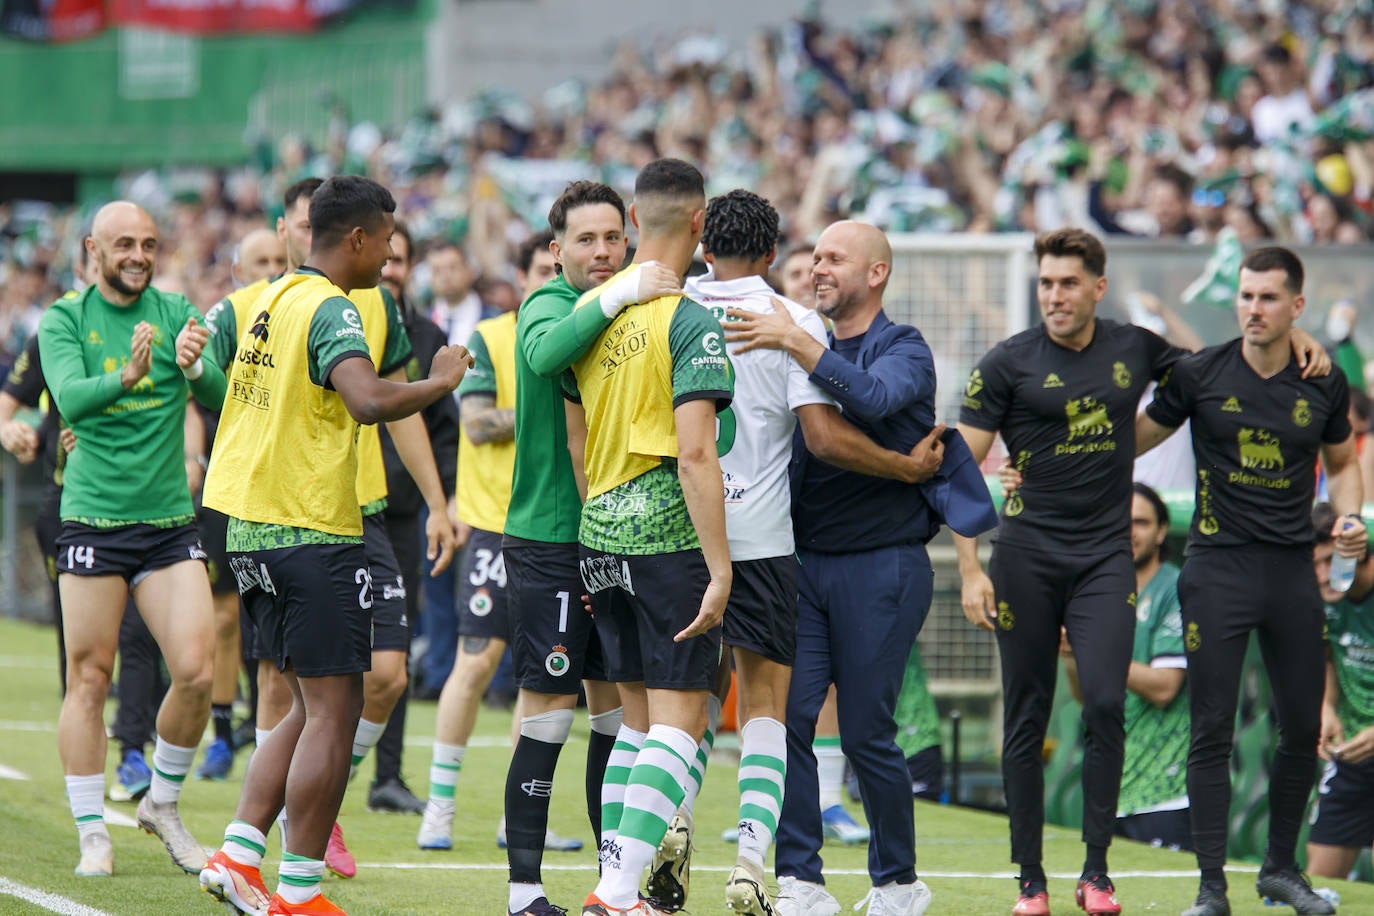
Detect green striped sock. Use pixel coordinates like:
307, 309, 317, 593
681, 693, 721, 814
149, 737, 195, 805
599, 726, 645, 852
737, 717, 786, 867
349, 718, 386, 779
276, 851, 325, 905
66, 773, 105, 838
594, 725, 696, 906
429, 742, 464, 801
223, 820, 266, 869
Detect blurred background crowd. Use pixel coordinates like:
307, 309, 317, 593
1, 0, 1373, 379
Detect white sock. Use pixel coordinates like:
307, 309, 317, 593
276, 808, 289, 847
276, 853, 325, 905
815, 736, 845, 811
149, 736, 197, 805
428, 742, 465, 805
66, 774, 107, 838
737, 717, 787, 867
223, 820, 267, 869
349, 718, 386, 779
509, 882, 544, 913
255, 727, 272, 750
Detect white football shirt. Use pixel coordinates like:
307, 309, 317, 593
685, 272, 835, 561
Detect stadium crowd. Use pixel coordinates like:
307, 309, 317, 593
3, 0, 1374, 378
2, 3, 1374, 916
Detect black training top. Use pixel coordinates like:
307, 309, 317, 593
960, 319, 1186, 552
1147, 337, 1350, 551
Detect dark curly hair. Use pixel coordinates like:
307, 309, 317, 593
701, 189, 780, 262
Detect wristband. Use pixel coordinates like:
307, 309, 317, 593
181, 358, 204, 380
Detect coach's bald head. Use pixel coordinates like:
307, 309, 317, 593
235, 228, 288, 285
811, 220, 892, 328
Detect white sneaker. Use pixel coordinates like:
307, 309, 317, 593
775, 876, 840, 916
136, 796, 208, 874
417, 799, 453, 850
74, 831, 113, 877
853, 881, 932, 916
496, 816, 586, 851
726, 861, 776, 915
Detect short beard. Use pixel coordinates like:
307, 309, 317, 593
817, 292, 855, 322
103, 263, 149, 298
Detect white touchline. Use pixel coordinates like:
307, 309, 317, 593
0, 720, 57, 732
0, 878, 114, 916
0, 763, 29, 780
0, 655, 55, 670
357, 863, 1261, 878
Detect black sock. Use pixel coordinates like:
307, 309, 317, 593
374, 688, 407, 785
1201, 867, 1226, 887
1020, 863, 1046, 887
585, 729, 616, 842
505, 735, 563, 885
1261, 852, 1294, 874
211, 704, 233, 744
1082, 844, 1109, 878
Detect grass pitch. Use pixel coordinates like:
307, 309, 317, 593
0, 616, 1369, 914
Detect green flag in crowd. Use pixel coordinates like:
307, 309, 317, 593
1182, 226, 1243, 309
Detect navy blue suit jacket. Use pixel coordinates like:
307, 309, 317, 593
789, 310, 998, 540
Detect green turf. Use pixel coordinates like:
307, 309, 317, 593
0, 615, 1369, 914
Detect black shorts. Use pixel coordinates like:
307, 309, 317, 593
906, 743, 945, 802
580, 545, 720, 690
1116, 808, 1192, 851
364, 512, 409, 653
197, 506, 236, 595
723, 555, 799, 666
1308, 754, 1374, 848
240, 603, 271, 662
230, 542, 372, 678
504, 536, 606, 695
55, 521, 206, 586
458, 528, 510, 641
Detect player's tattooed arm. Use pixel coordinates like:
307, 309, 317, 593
461, 393, 515, 445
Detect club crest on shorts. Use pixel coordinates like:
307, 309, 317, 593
469, 588, 492, 617
545, 644, 570, 677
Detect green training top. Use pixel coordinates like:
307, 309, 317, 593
503, 274, 620, 544
1118, 562, 1190, 817
37, 284, 227, 526
1325, 588, 1374, 736
895, 641, 942, 758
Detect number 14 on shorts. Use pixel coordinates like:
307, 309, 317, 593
65, 545, 95, 569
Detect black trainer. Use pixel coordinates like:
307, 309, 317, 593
1256, 867, 1336, 915
511, 897, 569, 916
1181, 880, 1231, 916
367, 777, 426, 814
